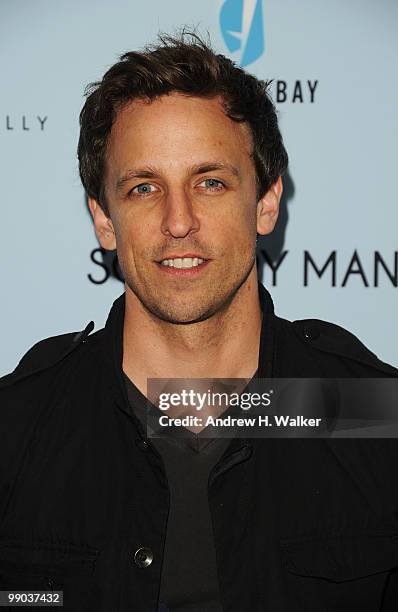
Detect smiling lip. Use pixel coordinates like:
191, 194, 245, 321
156, 253, 207, 262
155, 254, 210, 276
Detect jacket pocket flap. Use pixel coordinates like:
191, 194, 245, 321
280, 532, 398, 582
0, 540, 99, 574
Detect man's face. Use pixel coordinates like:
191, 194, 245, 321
94, 93, 277, 324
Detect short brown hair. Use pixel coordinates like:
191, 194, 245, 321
78, 30, 288, 216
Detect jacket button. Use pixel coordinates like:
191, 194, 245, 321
134, 547, 153, 568
303, 325, 320, 341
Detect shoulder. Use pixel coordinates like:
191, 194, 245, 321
0, 322, 101, 495
0, 321, 98, 390
274, 316, 398, 376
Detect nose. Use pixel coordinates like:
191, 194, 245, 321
160, 188, 200, 238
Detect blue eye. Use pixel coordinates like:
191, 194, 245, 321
200, 178, 224, 190
132, 183, 155, 195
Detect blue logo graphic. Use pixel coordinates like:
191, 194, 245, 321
219, 0, 265, 67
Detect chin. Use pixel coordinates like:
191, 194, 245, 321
147, 302, 218, 325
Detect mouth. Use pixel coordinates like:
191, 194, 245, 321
155, 254, 210, 276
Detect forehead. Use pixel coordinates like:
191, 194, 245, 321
106, 93, 254, 172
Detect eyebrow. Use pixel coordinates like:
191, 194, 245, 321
115, 161, 241, 192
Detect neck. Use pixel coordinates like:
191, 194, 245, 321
122, 267, 263, 396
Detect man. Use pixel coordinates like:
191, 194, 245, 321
1, 32, 398, 612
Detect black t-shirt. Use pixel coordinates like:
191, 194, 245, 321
124, 373, 231, 612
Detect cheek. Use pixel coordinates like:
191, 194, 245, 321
223, 205, 257, 244
113, 215, 148, 251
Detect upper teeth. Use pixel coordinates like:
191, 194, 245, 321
161, 257, 204, 268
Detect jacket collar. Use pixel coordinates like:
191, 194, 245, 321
257, 282, 276, 378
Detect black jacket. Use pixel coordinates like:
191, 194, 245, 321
1, 284, 398, 612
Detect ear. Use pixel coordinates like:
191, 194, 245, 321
256, 176, 283, 235
88, 197, 117, 251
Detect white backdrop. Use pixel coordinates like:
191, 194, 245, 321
1, 0, 397, 375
